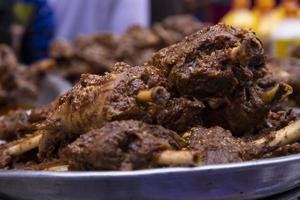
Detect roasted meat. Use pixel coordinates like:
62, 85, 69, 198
179, 119, 300, 165
35, 15, 206, 82
0, 106, 49, 141
38, 63, 204, 157
49, 40, 74, 59
267, 57, 300, 106
150, 23, 291, 136
204, 82, 292, 135
150, 23, 265, 97
0, 45, 38, 105
152, 15, 205, 45
61, 120, 185, 170
183, 126, 243, 164
35, 34, 118, 82
1, 23, 300, 171
114, 26, 160, 66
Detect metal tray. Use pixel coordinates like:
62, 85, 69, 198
0, 155, 300, 200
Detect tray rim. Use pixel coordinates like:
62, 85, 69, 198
1, 153, 300, 178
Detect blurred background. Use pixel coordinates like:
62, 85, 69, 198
0, 0, 300, 110
1, 0, 299, 63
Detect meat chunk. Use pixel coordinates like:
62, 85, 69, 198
267, 57, 300, 106
38, 15, 205, 82
0, 107, 49, 140
49, 40, 74, 59
0, 45, 38, 104
61, 120, 185, 170
183, 126, 243, 164
38, 63, 204, 157
150, 23, 265, 98
2, 22, 298, 171
0, 145, 10, 169
256, 108, 299, 136
150, 23, 290, 136
114, 26, 160, 66
152, 15, 205, 45
204, 82, 292, 135
262, 143, 300, 158
36, 34, 120, 82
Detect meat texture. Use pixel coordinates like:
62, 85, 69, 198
34, 15, 206, 82
0, 107, 49, 140
38, 63, 204, 157
267, 57, 300, 106
152, 15, 205, 45
62, 120, 185, 170
0, 23, 297, 171
150, 23, 291, 136
0, 45, 38, 105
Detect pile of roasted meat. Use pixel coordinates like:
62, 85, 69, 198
33, 15, 205, 82
0, 44, 38, 109
1, 23, 300, 171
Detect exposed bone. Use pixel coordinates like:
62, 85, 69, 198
254, 119, 300, 149
230, 42, 248, 65
136, 87, 167, 103
45, 165, 69, 172
136, 89, 152, 102
261, 83, 293, 104
6, 133, 42, 156
158, 120, 300, 167
156, 150, 204, 166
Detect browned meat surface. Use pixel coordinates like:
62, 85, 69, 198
183, 126, 244, 164
150, 23, 265, 97
267, 57, 300, 106
38, 63, 204, 157
150, 23, 290, 136
49, 40, 74, 59
61, 120, 300, 170
61, 120, 184, 170
0, 146, 10, 169
182, 122, 300, 165
263, 143, 300, 158
256, 108, 300, 136
0, 45, 38, 105
0, 106, 49, 140
204, 82, 291, 135
35, 15, 206, 82
1, 23, 299, 171
152, 15, 205, 45
114, 26, 159, 66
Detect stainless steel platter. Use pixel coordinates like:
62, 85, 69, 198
1, 155, 300, 200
